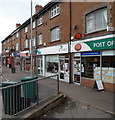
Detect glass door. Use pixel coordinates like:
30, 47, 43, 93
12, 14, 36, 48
74, 58, 81, 84
38, 56, 43, 75
59, 57, 69, 83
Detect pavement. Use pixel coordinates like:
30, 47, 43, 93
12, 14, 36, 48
1, 65, 115, 116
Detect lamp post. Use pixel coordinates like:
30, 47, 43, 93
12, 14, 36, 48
30, 0, 33, 76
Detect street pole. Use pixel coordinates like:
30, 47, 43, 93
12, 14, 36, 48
30, 0, 33, 76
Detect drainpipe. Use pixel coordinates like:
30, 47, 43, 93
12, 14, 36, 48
30, 0, 33, 76
69, 0, 72, 84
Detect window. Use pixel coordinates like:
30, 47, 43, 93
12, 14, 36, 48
51, 27, 60, 42
24, 39, 28, 48
32, 36, 36, 46
24, 26, 28, 33
45, 55, 59, 73
81, 56, 100, 78
16, 33, 19, 38
51, 4, 60, 18
102, 56, 115, 67
12, 36, 14, 41
38, 16, 43, 26
38, 33, 43, 45
16, 43, 19, 51
33, 21, 36, 29
86, 8, 107, 33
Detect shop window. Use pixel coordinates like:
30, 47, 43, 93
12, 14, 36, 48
86, 8, 107, 33
102, 56, 115, 67
46, 55, 59, 73
81, 57, 100, 78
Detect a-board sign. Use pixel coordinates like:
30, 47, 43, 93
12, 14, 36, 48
93, 80, 104, 91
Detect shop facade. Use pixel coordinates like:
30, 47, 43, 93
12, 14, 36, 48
71, 34, 115, 92
37, 43, 70, 82
20, 50, 31, 71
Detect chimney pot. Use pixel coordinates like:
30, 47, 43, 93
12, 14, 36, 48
35, 5, 42, 13
16, 23, 21, 28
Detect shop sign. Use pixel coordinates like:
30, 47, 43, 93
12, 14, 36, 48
37, 43, 68, 55
86, 37, 115, 51
82, 51, 100, 56
71, 34, 115, 52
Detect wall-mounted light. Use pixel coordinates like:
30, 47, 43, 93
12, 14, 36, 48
73, 24, 77, 29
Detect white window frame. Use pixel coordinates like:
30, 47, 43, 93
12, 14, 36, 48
33, 21, 36, 29
38, 33, 43, 45
51, 26, 60, 42
32, 36, 36, 46
16, 32, 19, 38
24, 39, 28, 48
38, 16, 43, 26
12, 36, 14, 41
16, 43, 19, 51
86, 8, 107, 33
24, 26, 28, 33
51, 4, 60, 18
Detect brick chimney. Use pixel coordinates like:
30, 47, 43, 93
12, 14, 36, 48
16, 23, 21, 28
35, 5, 42, 13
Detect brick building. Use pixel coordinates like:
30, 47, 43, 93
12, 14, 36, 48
1, 1, 115, 92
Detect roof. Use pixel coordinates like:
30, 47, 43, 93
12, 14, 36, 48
2, 0, 60, 43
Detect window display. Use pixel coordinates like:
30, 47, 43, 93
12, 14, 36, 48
46, 55, 59, 73
81, 57, 100, 78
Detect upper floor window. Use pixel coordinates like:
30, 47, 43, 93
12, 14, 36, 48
24, 26, 28, 33
12, 36, 14, 41
16, 43, 19, 51
32, 36, 36, 46
86, 8, 107, 33
38, 33, 43, 45
38, 16, 43, 26
16, 32, 19, 38
51, 4, 60, 18
33, 21, 36, 29
24, 39, 28, 48
7, 39, 9, 43
51, 26, 60, 42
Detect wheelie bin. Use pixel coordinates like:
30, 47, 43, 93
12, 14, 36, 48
2, 81, 21, 115
20, 76, 38, 100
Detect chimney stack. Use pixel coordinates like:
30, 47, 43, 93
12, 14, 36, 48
35, 5, 42, 13
16, 23, 21, 28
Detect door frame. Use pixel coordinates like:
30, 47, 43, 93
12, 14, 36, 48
73, 56, 81, 85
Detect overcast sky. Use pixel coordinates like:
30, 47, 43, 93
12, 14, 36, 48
0, 0, 50, 53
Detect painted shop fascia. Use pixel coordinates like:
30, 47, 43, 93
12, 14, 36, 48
71, 34, 115, 52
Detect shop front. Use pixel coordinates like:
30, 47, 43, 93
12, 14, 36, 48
20, 50, 30, 71
37, 43, 69, 82
71, 34, 115, 92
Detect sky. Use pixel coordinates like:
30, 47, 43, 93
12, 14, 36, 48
0, 0, 50, 53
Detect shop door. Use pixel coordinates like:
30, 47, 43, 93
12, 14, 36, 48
22, 59, 25, 71
74, 59, 81, 84
38, 57, 43, 75
59, 58, 69, 83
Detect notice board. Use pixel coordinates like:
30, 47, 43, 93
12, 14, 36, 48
93, 80, 104, 91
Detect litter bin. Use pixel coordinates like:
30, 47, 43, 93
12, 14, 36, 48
2, 81, 21, 115
20, 76, 38, 100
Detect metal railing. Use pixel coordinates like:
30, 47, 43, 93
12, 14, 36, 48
0, 74, 60, 119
